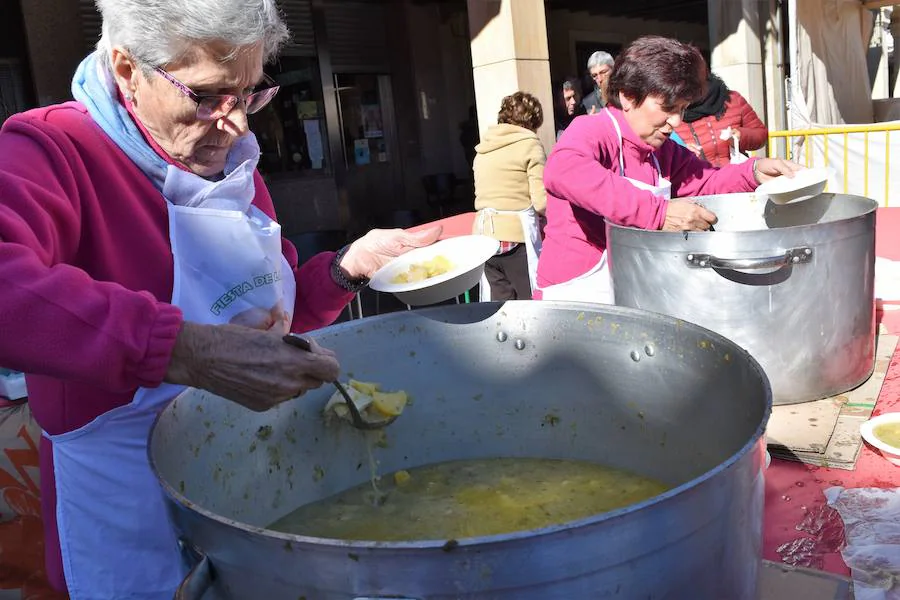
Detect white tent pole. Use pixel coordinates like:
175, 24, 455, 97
787, 0, 798, 158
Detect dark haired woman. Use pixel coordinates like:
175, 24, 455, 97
535, 35, 801, 303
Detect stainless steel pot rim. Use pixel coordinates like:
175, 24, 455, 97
148, 301, 773, 551
606, 192, 878, 237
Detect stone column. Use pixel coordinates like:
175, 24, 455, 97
20, 0, 86, 105
707, 0, 768, 144
467, 0, 555, 152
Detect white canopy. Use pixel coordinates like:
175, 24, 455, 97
789, 0, 874, 128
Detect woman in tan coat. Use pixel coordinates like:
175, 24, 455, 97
472, 92, 547, 300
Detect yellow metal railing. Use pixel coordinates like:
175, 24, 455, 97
767, 122, 900, 205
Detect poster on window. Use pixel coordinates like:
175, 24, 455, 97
303, 119, 324, 169
354, 139, 371, 165
361, 104, 384, 139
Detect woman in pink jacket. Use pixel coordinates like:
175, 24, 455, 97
536, 36, 801, 303
0, 1, 438, 597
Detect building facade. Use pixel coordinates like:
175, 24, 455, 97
5, 0, 787, 239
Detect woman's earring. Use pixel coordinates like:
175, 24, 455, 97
124, 92, 133, 102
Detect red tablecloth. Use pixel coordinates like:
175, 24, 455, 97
764, 206, 900, 575
408, 212, 475, 239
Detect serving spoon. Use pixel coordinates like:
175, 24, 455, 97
683, 197, 715, 235
282, 334, 397, 430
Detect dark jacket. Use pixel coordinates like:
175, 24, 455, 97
581, 88, 606, 113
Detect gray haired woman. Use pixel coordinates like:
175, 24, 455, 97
0, 1, 439, 597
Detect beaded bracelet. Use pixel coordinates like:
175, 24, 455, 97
330, 245, 369, 293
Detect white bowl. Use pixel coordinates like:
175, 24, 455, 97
860, 413, 900, 466
369, 235, 500, 306
756, 166, 832, 204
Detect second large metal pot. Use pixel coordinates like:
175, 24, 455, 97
151, 301, 770, 599
607, 192, 877, 405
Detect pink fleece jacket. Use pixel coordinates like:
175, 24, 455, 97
536, 107, 759, 289
0, 102, 353, 590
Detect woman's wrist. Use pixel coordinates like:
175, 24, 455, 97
330, 245, 369, 292
752, 159, 762, 184
164, 321, 203, 387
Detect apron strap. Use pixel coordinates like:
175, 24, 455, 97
476, 208, 498, 235
650, 154, 662, 181
476, 206, 538, 235
604, 109, 627, 177
605, 108, 661, 184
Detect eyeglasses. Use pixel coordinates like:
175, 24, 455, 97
153, 66, 280, 121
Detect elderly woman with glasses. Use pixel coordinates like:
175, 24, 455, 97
535, 36, 802, 304
0, 1, 438, 597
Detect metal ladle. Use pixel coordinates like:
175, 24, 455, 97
282, 334, 397, 430
683, 197, 715, 236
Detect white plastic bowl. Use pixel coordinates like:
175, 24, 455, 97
860, 413, 900, 466
756, 166, 832, 205
369, 235, 500, 306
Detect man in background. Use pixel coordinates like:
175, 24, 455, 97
556, 78, 585, 139
582, 51, 615, 114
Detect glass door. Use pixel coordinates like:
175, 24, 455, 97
333, 73, 403, 231
335, 73, 392, 168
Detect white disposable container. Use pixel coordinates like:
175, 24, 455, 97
756, 167, 831, 204
860, 413, 900, 466
369, 235, 499, 306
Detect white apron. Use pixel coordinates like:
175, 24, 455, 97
539, 108, 671, 304
46, 157, 296, 599
475, 206, 542, 301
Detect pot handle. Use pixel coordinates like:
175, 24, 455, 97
175, 538, 214, 600
686, 247, 813, 270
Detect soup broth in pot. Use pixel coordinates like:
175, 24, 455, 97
268, 457, 668, 541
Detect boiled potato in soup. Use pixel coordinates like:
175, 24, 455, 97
391, 255, 454, 284
325, 379, 409, 424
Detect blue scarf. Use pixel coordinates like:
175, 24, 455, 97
71, 52, 260, 211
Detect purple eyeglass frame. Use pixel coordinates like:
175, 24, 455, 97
153, 66, 280, 120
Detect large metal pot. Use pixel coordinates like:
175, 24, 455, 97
150, 301, 771, 599
607, 192, 877, 405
